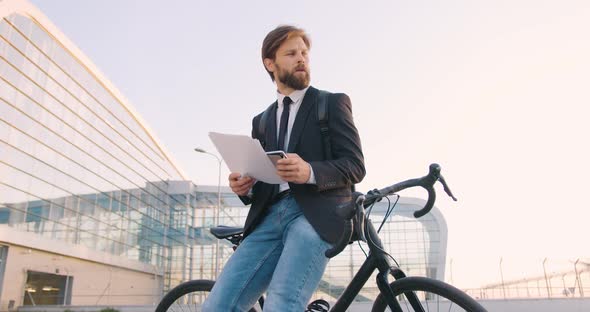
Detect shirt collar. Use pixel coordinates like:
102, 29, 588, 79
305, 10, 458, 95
277, 86, 310, 108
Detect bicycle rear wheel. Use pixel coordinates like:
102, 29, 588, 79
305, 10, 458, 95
371, 277, 486, 312
155, 279, 259, 312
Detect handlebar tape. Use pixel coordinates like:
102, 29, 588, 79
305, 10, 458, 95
413, 186, 436, 218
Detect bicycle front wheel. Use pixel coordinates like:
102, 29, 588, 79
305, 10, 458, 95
371, 277, 486, 312
155, 279, 259, 312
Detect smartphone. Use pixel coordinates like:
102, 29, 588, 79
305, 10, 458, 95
266, 150, 287, 166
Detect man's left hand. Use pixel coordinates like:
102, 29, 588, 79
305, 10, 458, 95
276, 153, 310, 184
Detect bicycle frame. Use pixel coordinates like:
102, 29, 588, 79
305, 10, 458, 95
329, 209, 421, 311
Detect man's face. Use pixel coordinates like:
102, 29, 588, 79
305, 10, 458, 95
268, 36, 310, 91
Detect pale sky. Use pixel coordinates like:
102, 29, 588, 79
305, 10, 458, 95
30, 0, 590, 288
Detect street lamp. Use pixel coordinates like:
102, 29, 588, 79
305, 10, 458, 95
543, 258, 551, 298
194, 147, 222, 278
499, 257, 506, 299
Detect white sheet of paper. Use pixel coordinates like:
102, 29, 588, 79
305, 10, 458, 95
208, 132, 284, 184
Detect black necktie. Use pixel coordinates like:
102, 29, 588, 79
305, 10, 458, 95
278, 96, 293, 150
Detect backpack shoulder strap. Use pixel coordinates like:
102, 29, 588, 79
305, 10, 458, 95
316, 90, 331, 159
258, 102, 276, 148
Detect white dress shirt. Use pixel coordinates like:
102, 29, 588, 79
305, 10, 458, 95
276, 87, 316, 192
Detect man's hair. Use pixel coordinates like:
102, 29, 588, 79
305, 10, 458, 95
261, 25, 311, 81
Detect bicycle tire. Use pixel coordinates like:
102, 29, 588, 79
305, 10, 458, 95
371, 277, 486, 312
155, 279, 259, 312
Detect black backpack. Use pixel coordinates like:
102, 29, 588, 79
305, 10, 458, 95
257, 90, 355, 192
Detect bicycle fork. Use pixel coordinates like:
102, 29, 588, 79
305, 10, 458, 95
377, 268, 425, 312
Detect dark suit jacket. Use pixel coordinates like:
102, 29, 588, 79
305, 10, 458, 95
240, 86, 365, 244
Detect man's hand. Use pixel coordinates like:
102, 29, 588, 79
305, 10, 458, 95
229, 173, 256, 196
276, 153, 311, 184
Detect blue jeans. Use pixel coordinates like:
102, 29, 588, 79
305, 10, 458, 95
202, 195, 332, 312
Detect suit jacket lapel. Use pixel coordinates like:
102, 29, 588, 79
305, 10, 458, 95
287, 87, 317, 153
266, 101, 278, 152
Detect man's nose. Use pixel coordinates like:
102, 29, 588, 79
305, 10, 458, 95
296, 52, 306, 63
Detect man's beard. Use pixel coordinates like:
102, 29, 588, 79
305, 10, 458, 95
277, 66, 310, 90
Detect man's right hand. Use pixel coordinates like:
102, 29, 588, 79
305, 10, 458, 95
229, 172, 256, 196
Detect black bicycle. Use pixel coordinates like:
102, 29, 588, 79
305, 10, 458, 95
156, 164, 487, 312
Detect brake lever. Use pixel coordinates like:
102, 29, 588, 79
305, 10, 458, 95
363, 188, 383, 208
354, 196, 367, 242
438, 174, 457, 201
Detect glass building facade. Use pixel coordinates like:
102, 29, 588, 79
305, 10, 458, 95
0, 2, 205, 307
0, 0, 448, 309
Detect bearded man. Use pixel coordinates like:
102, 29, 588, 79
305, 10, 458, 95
202, 25, 365, 312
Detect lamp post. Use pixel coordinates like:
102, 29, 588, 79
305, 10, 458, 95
194, 147, 222, 277
500, 257, 506, 299
574, 259, 583, 297
543, 258, 551, 298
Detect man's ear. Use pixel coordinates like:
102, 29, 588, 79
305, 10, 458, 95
263, 58, 275, 73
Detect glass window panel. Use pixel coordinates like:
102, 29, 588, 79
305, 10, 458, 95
23, 271, 72, 306
5, 200, 27, 229
96, 193, 111, 211
0, 206, 9, 224
78, 194, 94, 217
